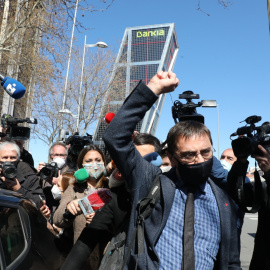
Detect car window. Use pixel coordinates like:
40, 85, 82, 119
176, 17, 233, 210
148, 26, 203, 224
0, 207, 25, 267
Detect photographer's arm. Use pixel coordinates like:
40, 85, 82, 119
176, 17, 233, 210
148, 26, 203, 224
253, 145, 270, 173
1, 177, 21, 191
253, 145, 270, 196
227, 158, 254, 206
16, 162, 45, 207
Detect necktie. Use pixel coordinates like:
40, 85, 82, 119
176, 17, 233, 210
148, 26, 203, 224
182, 187, 195, 270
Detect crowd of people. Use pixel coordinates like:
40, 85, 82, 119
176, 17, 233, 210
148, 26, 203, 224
0, 71, 269, 269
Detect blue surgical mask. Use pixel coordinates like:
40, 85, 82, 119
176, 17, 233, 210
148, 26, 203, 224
220, 159, 232, 171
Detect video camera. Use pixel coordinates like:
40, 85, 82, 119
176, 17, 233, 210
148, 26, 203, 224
0, 162, 17, 179
171, 91, 216, 124
39, 162, 60, 181
1, 114, 37, 140
230, 115, 270, 157
66, 132, 93, 156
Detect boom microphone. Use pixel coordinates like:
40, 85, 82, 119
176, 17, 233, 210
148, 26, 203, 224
0, 73, 26, 99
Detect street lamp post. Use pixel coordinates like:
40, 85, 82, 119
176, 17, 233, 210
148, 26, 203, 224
76, 36, 108, 132
60, 0, 79, 131
59, 109, 78, 119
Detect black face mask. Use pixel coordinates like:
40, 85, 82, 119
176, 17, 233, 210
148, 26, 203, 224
176, 157, 213, 187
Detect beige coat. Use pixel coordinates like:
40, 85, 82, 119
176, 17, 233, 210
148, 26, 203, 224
53, 183, 106, 269
53, 184, 89, 243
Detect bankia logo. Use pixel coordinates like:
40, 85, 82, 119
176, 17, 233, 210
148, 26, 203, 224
136, 29, 165, 38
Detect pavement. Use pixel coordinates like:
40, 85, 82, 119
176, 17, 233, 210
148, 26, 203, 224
240, 213, 258, 270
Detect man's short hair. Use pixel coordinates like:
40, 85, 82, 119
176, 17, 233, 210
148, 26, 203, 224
133, 133, 161, 153
49, 142, 68, 157
166, 120, 213, 154
0, 141, 20, 160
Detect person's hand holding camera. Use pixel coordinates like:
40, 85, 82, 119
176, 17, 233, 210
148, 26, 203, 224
252, 145, 270, 173
66, 199, 82, 216
0, 176, 21, 191
36, 162, 46, 173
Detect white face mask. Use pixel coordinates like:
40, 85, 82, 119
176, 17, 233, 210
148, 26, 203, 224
51, 184, 62, 200
52, 157, 66, 169
220, 159, 232, 171
161, 165, 172, 173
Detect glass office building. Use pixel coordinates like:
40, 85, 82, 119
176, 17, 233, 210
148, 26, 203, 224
93, 23, 179, 147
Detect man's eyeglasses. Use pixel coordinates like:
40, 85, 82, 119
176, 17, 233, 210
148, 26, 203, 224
51, 154, 67, 158
175, 148, 215, 163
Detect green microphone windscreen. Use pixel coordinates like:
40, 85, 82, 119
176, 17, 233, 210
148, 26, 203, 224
74, 168, 89, 184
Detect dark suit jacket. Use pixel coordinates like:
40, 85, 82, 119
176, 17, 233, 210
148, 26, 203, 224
103, 81, 241, 270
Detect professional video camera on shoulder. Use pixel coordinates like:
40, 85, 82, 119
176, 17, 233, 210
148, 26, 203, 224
65, 132, 93, 156
171, 90, 216, 124
230, 115, 270, 157
1, 114, 37, 140
39, 161, 60, 181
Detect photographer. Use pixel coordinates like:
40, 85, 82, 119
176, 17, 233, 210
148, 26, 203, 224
15, 139, 34, 167
228, 144, 270, 270
37, 142, 68, 173
0, 126, 35, 167
0, 141, 44, 207
0, 114, 36, 167
64, 133, 94, 171
38, 142, 68, 213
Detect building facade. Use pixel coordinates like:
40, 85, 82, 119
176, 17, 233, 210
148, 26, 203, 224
93, 23, 179, 148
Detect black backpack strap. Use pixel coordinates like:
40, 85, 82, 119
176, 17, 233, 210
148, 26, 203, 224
121, 174, 161, 270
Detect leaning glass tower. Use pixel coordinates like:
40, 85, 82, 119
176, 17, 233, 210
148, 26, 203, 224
93, 23, 179, 148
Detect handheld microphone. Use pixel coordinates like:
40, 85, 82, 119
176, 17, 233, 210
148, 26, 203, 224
0, 73, 26, 99
78, 188, 112, 215
143, 152, 163, 167
104, 112, 115, 124
74, 168, 89, 184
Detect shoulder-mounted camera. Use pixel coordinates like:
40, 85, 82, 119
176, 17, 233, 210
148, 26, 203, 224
172, 90, 216, 124
66, 132, 93, 156
1, 114, 37, 140
230, 115, 270, 157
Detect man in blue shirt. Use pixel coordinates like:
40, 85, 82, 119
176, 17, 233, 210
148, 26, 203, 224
104, 71, 241, 270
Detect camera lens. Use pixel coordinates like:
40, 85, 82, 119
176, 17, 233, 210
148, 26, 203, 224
40, 166, 53, 180
2, 164, 17, 179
